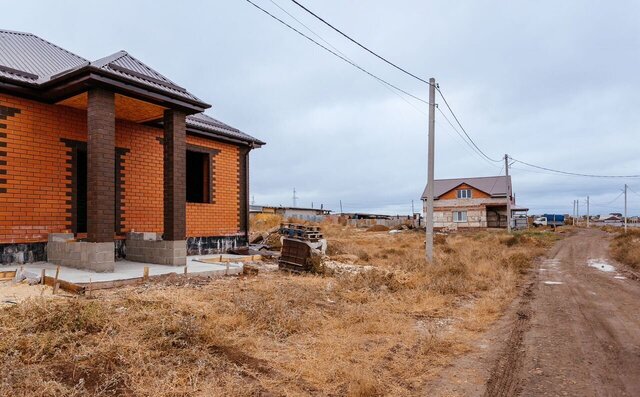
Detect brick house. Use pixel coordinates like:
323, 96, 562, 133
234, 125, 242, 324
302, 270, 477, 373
0, 30, 264, 269
421, 176, 518, 229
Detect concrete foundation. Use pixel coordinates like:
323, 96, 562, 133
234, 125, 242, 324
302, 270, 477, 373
46, 233, 115, 272
126, 232, 187, 266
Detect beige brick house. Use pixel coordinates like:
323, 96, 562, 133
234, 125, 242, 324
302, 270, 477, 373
421, 176, 518, 229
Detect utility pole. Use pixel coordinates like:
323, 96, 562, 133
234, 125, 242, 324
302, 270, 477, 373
576, 199, 580, 226
572, 200, 576, 226
426, 77, 436, 262
292, 188, 298, 207
339, 200, 343, 215
586, 196, 590, 228
411, 200, 415, 227
505, 154, 511, 233
625, 184, 628, 233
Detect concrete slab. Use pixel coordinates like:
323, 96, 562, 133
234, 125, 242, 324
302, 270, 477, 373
2, 254, 246, 284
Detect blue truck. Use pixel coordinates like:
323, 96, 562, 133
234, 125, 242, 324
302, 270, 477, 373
533, 214, 565, 227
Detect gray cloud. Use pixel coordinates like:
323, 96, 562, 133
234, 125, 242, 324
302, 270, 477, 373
4, 0, 640, 215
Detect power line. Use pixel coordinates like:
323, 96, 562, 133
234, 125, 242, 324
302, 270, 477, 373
289, 0, 434, 87
510, 157, 640, 178
288, 0, 502, 164
590, 191, 624, 206
244, 0, 432, 106
267, 0, 429, 115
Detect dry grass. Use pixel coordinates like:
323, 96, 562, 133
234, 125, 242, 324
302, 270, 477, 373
610, 229, 640, 270
249, 213, 283, 233
0, 227, 559, 396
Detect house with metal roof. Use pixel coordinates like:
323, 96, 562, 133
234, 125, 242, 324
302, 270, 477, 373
0, 29, 264, 269
421, 175, 525, 229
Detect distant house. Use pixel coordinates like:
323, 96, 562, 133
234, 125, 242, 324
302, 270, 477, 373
251, 206, 331, 222
421, 176, 525, 229
602, 214, 623, 223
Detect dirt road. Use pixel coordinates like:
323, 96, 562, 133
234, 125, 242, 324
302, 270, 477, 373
432, 228, 640, 396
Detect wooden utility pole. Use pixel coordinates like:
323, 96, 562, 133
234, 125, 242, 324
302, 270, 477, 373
426, 77, 436, 262
505, 154, 511, 233
624, 184, 628, 233
576, 199, 580, 226
586, 196, 590, 228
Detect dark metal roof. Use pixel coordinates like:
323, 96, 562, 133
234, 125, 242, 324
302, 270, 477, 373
0, 29, 265, 147
0, 29, 88, 84
0, 29, 204, 105
187, 113, 265, 146
422, 175, 512, 199
90, 51, 202, 103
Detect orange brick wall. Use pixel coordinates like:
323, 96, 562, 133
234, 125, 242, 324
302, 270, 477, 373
0, 93, 243, 244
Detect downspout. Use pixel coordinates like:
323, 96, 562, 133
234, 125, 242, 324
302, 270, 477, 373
244, 142, 254, 244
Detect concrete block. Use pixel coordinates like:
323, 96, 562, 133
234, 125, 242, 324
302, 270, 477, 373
48, 233, 74, 242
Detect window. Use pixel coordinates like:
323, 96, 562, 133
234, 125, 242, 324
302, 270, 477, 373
453, 211, 467, 223
186, 150, 211, 203
457, 189, 472, 199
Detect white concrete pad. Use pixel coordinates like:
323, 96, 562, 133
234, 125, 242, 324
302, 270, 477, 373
2, 255, 245, 284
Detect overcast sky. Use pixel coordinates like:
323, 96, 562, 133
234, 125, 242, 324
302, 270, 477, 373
4, 1, 640, 215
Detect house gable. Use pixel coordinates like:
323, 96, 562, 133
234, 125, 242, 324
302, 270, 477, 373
438, 183, 491, 200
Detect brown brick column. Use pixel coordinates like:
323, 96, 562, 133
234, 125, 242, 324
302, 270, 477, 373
163, 109, 186, 241
87, 88, 115, 243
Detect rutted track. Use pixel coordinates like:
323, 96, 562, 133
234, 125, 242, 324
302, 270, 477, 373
488, 229, 640, 396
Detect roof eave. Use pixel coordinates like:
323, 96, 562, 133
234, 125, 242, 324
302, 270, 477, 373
187, 127, 265, 148
8, 65, 211, 113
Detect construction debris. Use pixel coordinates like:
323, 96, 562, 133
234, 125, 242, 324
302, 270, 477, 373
278, 223, 327, 272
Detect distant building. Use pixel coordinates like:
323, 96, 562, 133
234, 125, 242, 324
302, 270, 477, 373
251, 205, 331, 222
421, 176, 527, 229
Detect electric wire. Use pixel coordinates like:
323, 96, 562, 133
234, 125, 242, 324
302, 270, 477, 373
254, 0, 640, 180
289, 0, 434, 87
244, 0, 432, 106
510, 157, 640, 178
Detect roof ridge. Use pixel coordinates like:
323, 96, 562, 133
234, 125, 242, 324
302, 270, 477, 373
0, 29, 35, 36
116, 51, 176, 85
435, 175, 505, 181
91, 50, 128, 68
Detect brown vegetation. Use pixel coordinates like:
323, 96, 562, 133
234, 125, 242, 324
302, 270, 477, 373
610, 229, 640, 270
0, 227, 559, 396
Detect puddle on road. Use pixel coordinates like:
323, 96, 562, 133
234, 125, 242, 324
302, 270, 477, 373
543, 281, 564, 285
587, 259, 616, 273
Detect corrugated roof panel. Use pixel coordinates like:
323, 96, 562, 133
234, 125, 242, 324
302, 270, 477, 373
92, 51, 202, 102
0, 29, 87, 83
187, 113, 265, 145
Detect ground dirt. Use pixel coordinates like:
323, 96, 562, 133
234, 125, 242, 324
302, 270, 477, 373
428, 228, 640, 397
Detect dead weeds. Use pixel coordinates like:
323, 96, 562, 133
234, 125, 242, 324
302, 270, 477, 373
0, 227, 558, 396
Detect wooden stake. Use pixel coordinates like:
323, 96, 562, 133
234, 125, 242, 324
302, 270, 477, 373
40, 269, 46, 285
184, 266, 188, 275
143, 266, 149, 281
225, 262, 229, 275
53, 266, 60, 294
88, 278, 92, 298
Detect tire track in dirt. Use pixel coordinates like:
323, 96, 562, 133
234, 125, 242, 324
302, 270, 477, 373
481, 274, 536, 397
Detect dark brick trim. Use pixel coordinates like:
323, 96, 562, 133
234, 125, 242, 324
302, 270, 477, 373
87, 88, 116, 243
61, 138, 85, 233
0, 105, 20, 195
237, 147, 250, 235
115, 147, 130, 234
163, 109, 187, 241
62, 138, 128, 235
187, 144, 220, 204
